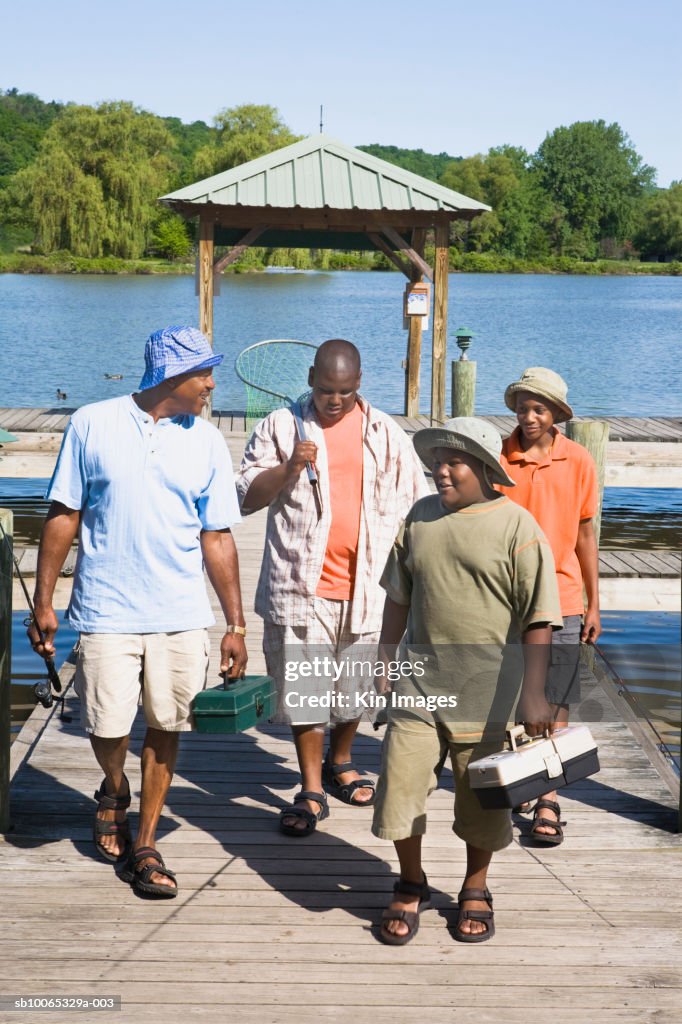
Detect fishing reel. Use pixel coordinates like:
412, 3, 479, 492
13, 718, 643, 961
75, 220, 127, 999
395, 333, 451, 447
23, 614, 71, 720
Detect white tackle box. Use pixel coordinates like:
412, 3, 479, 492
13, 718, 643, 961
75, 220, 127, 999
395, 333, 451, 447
468, 724, 600, 809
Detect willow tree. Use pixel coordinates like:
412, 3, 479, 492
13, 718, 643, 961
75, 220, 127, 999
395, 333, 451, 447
193, 104, 300, 178
4, 102, 176, 258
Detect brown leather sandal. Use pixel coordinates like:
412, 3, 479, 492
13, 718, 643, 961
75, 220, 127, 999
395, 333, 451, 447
121, 847, 178, 899
379, 875, 432, 946
93, 775, 132, 863
529, 799, 566, 845
454, 887, 495, 943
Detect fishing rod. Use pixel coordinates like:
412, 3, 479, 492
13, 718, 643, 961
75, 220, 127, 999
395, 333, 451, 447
0, 518, 64, 711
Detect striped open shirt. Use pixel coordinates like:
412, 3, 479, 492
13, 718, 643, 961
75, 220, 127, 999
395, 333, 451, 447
236, 396, 429, 633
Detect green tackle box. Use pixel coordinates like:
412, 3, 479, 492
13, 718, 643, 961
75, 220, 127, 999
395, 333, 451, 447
192, 675, 276, 734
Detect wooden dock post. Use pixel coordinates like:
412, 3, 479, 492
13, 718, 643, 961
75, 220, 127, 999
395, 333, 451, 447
451, 327, 476, 418
566, 420, 609, 679
0, 508, 12, 833
566, 419, 609, 542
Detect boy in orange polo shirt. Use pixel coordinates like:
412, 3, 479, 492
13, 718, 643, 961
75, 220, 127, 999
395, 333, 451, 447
499, 367, 601, 845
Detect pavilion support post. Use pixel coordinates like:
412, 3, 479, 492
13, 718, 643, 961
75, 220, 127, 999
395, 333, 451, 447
431, 223, 450, 424
198, 216, 215, 421
405, 228, 426, 417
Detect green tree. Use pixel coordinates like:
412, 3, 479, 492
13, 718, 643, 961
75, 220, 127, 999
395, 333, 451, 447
193, 104, 300, 178
634, 183, 682, 261
441, 148, 539, 257
149, 211, 192, 260
2, 102, 175, 257
0, 88, 64, 186
533, 120, 655, 257
357, 144, 460, 182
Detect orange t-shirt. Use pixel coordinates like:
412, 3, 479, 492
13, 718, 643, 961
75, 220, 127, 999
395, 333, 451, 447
316, 402, 364, 600
498, 427, 598, 616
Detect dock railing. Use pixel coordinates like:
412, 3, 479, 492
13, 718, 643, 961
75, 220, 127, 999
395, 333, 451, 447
0, 508, 12, 833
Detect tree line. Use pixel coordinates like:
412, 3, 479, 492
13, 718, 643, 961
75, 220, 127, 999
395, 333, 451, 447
0, 88, 679, 266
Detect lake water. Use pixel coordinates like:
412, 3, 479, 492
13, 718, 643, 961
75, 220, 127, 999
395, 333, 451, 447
2, 479, 680, 550
1, 271, 681, 415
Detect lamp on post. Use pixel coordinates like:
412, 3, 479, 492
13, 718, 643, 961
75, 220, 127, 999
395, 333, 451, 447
451, 327, 477, 416
455, 327, 474, 360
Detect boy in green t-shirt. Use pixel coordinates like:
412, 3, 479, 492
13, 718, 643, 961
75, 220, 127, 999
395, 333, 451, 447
373, 417, 562, 946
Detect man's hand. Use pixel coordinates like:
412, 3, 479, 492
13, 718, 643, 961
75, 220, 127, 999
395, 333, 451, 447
220, 633, 248, 681
27, 603, 59, 660
286, 440, 317, 480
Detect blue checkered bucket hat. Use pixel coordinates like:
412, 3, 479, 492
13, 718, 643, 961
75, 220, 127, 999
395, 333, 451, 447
138, 326, 224, 391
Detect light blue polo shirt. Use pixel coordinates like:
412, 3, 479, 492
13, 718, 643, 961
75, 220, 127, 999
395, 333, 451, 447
47, 395, 241, 633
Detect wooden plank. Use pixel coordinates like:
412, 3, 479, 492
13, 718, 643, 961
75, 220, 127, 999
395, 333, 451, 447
599, 551, 637, 577
616, 550, 663, 577
379, 224, 434, 281
366, 232, 412, 278
213, 224, 267, 273
3, 408, 49, 430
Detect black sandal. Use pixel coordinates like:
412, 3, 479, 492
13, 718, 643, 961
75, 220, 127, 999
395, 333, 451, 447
322, 752, 375, 806
379, 875, 432, 946
279, 790, 329, 837
121, 846, 178, 898
454, 887, 495, 943
529, 799, 566, 845
93, 775, 132, 863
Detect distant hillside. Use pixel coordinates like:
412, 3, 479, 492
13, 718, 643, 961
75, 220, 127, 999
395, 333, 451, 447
356, 144, 460, 182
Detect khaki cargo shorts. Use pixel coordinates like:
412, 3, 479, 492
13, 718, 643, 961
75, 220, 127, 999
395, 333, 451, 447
74, 629, 210, 737
372, 711, 513, 852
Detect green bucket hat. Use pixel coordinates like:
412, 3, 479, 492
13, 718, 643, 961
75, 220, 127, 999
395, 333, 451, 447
504, 367, 573, 423
413, 416, 516, 488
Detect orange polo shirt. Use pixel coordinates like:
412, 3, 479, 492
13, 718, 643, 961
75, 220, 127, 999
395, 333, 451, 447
316, 401, 364, 601
498, 427, 598, 616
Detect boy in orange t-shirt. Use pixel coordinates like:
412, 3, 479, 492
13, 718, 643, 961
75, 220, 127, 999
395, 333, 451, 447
498, 367, 601, 845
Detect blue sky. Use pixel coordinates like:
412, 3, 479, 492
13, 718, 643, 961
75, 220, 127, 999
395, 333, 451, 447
3, 0, 680, 185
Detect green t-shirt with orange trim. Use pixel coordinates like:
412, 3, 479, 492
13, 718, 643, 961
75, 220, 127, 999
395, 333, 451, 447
380, 494, 562, 739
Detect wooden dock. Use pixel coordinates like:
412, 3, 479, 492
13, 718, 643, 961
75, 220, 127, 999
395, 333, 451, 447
2, 409, 682, 490
2, 501, 682, 1024
2, 408, 682, 442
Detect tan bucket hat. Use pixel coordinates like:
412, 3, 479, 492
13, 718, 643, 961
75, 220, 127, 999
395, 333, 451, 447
413, 416, 516, 488
504, 367, 573, 423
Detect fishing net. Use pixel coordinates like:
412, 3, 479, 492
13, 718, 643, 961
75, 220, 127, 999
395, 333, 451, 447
235, 340, 318, 429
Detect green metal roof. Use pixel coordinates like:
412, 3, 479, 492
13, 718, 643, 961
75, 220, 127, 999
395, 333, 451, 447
160, 134, 490, 214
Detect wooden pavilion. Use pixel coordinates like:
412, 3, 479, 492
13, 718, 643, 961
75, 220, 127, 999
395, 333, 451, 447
159, 135, 489, 421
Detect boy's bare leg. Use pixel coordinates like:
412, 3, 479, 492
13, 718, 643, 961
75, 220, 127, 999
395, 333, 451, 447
329, 718, 374, 803
90, 734, 130, 859
281, 724, 327, 832
457, 844, 494, 937
382, 836, 424, 939
134, 727, 180, 889
533, 703, 569, 836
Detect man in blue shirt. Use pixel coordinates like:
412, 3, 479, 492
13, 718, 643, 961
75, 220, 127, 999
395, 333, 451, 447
29, 326, 247, 898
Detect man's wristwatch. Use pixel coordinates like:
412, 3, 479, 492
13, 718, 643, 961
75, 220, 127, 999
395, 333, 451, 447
225, 624, 247, 636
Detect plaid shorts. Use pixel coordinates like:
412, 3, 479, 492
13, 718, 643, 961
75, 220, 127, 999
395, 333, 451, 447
263, 597, 380, 725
